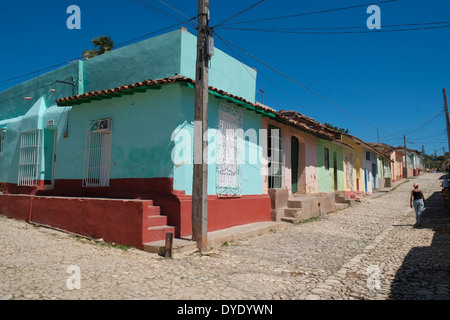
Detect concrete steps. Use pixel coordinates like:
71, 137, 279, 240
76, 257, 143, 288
280, 192, 358, 224
281, 196, 318, 224
268, 189, 361, 225
142, 204, 175, 244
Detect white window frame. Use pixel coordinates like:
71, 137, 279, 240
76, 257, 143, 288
18, 130, 42, 186
83, 118, 112, 187
268, 125, 285, 189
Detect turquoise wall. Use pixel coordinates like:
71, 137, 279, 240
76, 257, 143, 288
0, 62, 79, 120
55, 85, 182, 181
179, 29, 257, 103
0, 115, 23, 184
172, 86, 263, 195
0, 28, 259, 189
56, 84, 263, 195
0, 27, 257, 122
82, 31, 182, 93
0, 97, 68, 184
83, 28, 257, 102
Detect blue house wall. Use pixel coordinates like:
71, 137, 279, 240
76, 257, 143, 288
0, 28, 258, 189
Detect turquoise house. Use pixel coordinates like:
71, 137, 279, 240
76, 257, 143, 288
0, 28, 272, 247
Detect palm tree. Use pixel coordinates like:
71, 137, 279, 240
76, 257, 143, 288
82, 36, 114, 60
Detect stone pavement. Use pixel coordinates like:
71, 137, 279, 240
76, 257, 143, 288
0, 172, 449, 300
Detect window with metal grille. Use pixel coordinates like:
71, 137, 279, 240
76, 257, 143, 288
18, 130, 41, 186
217, 102, 243, 198
0, 129, 5, 156
268, 125, 284, 188
83, 118, 112, 187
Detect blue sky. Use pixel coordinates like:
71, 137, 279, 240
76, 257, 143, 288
1, 0, 449, 156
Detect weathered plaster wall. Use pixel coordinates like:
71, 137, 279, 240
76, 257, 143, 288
262, 118, 318, 195
317, 139, 344, 193
342, 136, 365, 194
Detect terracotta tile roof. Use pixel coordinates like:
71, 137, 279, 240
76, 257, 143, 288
279, 110, 343, 141
56, 75, 274, 112
55, 75, 346, 144
56, 75, 186, 105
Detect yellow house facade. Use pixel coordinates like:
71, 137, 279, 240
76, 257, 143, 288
341, 134, 365, 198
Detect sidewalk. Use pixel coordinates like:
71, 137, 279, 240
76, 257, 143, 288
146, 178, 413, 257
143, 220, 288, 257
364, 178, 410, 200
1, 172, 447, 300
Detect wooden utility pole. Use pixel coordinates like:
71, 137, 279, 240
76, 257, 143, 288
444, 88, 450, 159
404, 135, 408, 179
192, 0, 211, 253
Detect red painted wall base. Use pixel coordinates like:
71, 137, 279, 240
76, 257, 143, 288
0, 178, 271, 247
344, 191, 366, 200
0, 194, 152, 249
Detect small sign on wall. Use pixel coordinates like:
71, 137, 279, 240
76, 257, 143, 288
47, 120, 55, 126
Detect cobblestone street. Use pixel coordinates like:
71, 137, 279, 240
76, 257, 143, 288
1, 172, 449, 300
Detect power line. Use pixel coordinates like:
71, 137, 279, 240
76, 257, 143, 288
0, 60, 78, 86
133, 0, 197, 29
112, 17, 196, 48
383, 108, 444, 142
215, 33, 326, 122
213, 0, 265, 29
215, 0, 398, 28
155, 0, 194, 21
215, 32, 400, 138
406, 111, 444, 140
0, 18, 196, 88
133, 0, 188, 24
221, 23, 450, 34
222, 20, 450, 32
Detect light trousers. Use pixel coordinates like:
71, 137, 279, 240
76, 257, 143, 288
413, 199, 424, 225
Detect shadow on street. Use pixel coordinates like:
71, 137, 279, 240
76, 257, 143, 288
388, 188, 450, 300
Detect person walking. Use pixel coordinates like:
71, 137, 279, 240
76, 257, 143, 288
410, 183, 425, 228
442, 177, 450, 193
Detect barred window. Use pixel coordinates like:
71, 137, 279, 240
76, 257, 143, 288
18, 130, 41, 186
268, 125, 284, 188
0, 129, 5, 156
83, 119, 112, 187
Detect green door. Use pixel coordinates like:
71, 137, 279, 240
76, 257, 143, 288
291, 136, 299, 193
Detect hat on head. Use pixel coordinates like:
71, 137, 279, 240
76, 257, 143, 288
413, 183, 419, 188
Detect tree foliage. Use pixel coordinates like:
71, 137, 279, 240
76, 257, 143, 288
82, 36, 114, 60
324, 122, 349, 134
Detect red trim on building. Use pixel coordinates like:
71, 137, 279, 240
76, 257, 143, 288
0, 178, 271, 248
